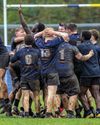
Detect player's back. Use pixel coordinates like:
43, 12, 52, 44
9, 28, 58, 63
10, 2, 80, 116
69, 33, 81, 46
35, 37, 64, 74
78, 40, 100, 77
16, 47, 40, 81
55, 42, 79, 77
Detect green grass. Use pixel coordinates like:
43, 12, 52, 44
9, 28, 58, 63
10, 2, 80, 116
0, 115, 100, 125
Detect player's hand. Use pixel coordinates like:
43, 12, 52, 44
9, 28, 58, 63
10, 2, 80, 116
88, 50, 94, 57
9, 51, 15, 56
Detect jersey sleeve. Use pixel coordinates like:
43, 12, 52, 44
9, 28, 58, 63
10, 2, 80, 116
77, 44, 83, 53
96, 46, 100, 53
11, 37, 16, 51
35, 38, 42, 48
45, 37, 64, 47
10, 51, 20, 63
73, 46, 80, 55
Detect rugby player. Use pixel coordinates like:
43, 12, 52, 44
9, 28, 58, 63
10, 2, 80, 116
55, 35, 94, 118
0, 36, 12, 116
10, 34, 40, 117
78, 30, 100, 118
34, 27, 68, 117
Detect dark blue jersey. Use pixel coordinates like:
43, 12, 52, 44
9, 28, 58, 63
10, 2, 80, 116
11, 37, 16, 51
35, 37, 64, 74
10, 47, 40, 81
69, 33, 81, 46
94, 43, 100, 53
11, 37, 25, 52
0, 37, 8, 54
93, 43, 100, 65
69, 33, 82, 77
55, 42, 79, 77
78, 40, 100, 77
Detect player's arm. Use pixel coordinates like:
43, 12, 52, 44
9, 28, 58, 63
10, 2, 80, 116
96, 46, 100, 53
34, 31, 43, 39
51, 31, 69, 42
75, 50, 94, 61
18, 7, 31, 34
10, 51, 20, 63
14, 36, 24, 43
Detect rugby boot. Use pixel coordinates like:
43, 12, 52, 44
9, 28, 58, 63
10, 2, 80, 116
84, 110, 94, 118
95, 109, 100, 118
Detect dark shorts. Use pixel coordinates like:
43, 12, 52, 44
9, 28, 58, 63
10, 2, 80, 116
42, 72, 60, 86
21, 79, 40, 92
0, 52, 9, 69
80, 77, 100, 87
57, 74, 80, 96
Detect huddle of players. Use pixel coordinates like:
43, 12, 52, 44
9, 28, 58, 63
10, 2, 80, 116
0, 8, 100, 118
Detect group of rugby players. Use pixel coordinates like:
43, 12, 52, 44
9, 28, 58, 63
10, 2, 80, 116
0, 7, 100, 118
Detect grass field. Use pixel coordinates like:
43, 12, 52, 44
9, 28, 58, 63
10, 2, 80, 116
0, 115, 100, 125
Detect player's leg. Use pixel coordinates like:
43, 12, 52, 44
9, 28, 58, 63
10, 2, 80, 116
79, 77, 94, 118
29, 80, 41, 117
22, 89, 30, 117
75, 100, 83, 118
46, 73, 59, 117
9, 62, 20, 105
79, 86, 94, 118
20, 82, 30, 117
66, 75, 80, 118
91, 78, 100, 118
12, 88, 22, 115
86, 89, 95, 117
46, 85, 57, 117
67, 95, 78, 118
33, 91, 41, 117
57, 78, 69, 117
0, 79, 12, 116
61, 94, 68, 111
28, 91, 34, 116
53, 94, 61, 117
39, 75, 48, 115
40, 76, 48, 114
0, 48, 11, 116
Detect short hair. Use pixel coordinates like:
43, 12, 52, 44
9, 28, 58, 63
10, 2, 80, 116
32, 22, 45, 33
81, 30, 91, 40
90, 29, 100, 40
59, 23, 66, 27
43, 27, 54, 37
66, 23, 77, 31
24, 34, 34, 45
15, 27, 23, 32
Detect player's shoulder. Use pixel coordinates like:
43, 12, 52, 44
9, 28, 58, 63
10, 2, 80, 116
60, 42, 75, 50
77, 42, 85, 49
16, 47, 25, 54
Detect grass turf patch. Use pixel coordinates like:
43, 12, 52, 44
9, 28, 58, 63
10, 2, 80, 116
0, 116, 100, 125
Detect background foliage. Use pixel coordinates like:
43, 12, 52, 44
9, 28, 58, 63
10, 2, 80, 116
0, 0, 100, 24
0, 0, 100, 43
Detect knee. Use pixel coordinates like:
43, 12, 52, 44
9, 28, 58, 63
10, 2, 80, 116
34, 91, 39, 98
62, 95, 68, 103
